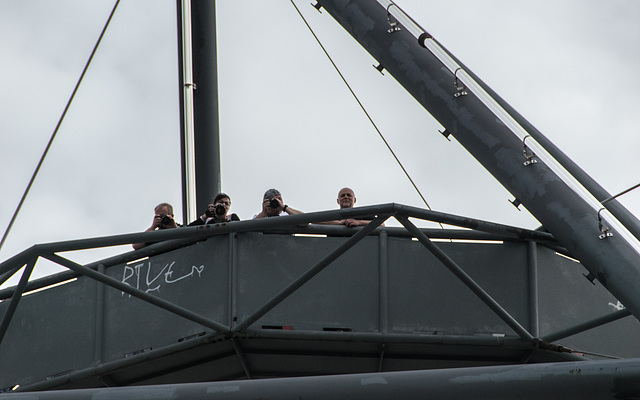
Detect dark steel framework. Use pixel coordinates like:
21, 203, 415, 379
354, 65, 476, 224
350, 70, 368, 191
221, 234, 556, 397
3, 360, 640, 400
3, 0, 640, 398
0, 205, 637, 395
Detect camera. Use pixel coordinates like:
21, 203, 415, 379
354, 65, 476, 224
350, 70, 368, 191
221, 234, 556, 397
269, 198, 280, 208
214, 203, 226, 215
160, 214, 173, 226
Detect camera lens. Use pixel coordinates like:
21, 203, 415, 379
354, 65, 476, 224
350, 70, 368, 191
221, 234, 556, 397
160, 214, 172, 225
269, 198, 280, 208
215, 204, 226, 215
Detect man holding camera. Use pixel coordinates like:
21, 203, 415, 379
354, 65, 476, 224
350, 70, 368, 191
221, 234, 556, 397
253, 188, 303, 219
132, 202, 179, 250
188, 192, 240, 226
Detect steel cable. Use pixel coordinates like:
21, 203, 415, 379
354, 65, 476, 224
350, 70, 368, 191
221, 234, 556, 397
0, 1, 121, 254
290, 0, 438, 216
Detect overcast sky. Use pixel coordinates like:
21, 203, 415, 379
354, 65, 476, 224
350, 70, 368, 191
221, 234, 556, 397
1, 1, 640, 286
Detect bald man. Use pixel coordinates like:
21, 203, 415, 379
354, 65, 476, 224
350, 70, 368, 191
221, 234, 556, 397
327, 187, 383, 227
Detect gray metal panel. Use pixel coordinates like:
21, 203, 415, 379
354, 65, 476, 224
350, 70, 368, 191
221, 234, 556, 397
0, 278, 96, 385
234, 233, 380, 332
101, 235, 230, 363
387, 239, 529, 336
536, 246, 640, 358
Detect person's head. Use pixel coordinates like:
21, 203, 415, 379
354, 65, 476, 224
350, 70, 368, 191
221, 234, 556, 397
264, 188, 282, 206
263, 188, 281, 202
263, 188, 282, 216
212, 192, 231, 216
154, 202, 175, 228
154, 203, 174, 217
337, 188, 356, 209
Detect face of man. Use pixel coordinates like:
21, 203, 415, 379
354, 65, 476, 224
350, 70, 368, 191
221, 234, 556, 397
337, 188, 356, 209
154, 204, 175, 228
155, 205, 172, 218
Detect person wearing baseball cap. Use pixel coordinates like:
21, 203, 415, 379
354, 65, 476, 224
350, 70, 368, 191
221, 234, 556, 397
253, 188, 303, 219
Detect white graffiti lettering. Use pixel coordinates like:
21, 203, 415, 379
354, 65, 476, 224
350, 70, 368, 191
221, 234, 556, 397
121, 260, 205, 297
608, 300, 625, 311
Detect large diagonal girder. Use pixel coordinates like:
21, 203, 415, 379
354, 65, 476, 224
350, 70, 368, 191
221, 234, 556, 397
318, 0, 640, 320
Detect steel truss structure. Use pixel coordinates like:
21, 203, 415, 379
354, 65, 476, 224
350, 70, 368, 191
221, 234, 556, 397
1, 204, 637, 396
3, 0, 640, 397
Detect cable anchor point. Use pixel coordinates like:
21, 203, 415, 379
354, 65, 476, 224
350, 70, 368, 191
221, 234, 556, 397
439, 129, 451, 141
583, 271, 597, 285
311, 2, 322, 13
522, 135, 538, 166
597, 208, 614, 240
453, 68, 468, 98
509, 198, 522, 211
386, 6, 401, 33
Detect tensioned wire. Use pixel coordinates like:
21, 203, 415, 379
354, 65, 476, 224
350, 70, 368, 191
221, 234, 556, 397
0, 1, 121, 253
289, 0, 439, 218
1, 1, 441, 255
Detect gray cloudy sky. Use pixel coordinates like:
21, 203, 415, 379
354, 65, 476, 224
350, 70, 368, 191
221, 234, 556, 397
1, 1, 640, 286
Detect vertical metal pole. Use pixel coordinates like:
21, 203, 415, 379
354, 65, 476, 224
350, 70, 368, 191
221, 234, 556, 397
94, 264, 106, 362
527, 241, 539, 337
191, 0, 221, 212
178, 0, 198, 224
229, 232, 238, 329
379, 231, 389, 334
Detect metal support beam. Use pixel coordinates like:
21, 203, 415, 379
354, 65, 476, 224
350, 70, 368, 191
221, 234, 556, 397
318, 0, 640, 322
527, 241, 539, 337
177, 0, 221, 223
241, 328, 535, 349
231, 338, 252, 379
542, 308, 632, 343
395, 204, 556, 242
228, 232, 238, 328
445, 44, 640, 241
0, 250, 31, 277
93, 264, 106, 362
13, 327, 541, 393
378, 231, 389, 334
396, 216, 534, 341
0, 265, 21, 287
191, 0, 221, 213
0, 258, 35, 346
378, 343, 386, 372
8, 358, 640, 399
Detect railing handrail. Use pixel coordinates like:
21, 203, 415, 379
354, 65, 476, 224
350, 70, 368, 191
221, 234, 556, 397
0, 204, 561, 299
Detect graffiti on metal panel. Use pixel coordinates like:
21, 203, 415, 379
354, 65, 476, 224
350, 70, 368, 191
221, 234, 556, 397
609, 300, 625, 311
121, 260, 205, 297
